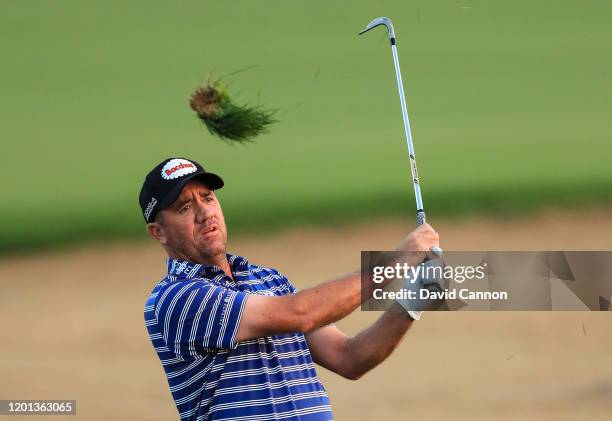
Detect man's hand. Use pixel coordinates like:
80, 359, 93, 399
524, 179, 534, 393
395, 223, 440, 266
393, 223, 445, 319
395, 258, 448, 314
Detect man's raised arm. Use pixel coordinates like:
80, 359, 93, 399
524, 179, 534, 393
235, 223, 439, 343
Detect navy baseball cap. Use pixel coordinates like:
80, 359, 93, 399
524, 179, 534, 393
139, 157, 224, 223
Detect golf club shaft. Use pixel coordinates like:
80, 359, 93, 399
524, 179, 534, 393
389, 40, 426, 226
391, 43, 443, 256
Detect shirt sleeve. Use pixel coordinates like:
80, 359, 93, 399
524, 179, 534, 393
285, 279, 299, 294
155, 280, 247, 355
272, 268, 299, 294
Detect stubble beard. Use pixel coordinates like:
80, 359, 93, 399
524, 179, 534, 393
197, 238, 226, 261
194, 225, 228, 263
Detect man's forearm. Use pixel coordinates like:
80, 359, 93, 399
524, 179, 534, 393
292, 265, 407, 333
288, 246, 432, 334
292, 271, 363, 332
237, 269, 396, 341
342, 303, 414, 379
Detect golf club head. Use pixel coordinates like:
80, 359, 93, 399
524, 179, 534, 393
358, 16, 395, 39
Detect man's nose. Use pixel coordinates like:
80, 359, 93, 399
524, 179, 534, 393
194, 199, 209, 222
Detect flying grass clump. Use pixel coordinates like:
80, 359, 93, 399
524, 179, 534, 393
189, 79, 277, 143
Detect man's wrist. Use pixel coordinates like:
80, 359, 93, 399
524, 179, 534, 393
395, 299, 421, 320
407, 310, 422, 321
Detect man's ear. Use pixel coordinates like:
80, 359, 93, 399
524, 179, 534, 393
147, 222, 167, 245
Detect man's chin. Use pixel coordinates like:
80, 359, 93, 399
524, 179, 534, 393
197, 242, 226, 260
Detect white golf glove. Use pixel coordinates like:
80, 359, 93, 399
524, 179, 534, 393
396, 257, 448, 320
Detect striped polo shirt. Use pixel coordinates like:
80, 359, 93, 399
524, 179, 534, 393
144, 254, 333, 421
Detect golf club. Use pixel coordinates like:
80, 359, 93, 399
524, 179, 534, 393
359, 16, 442, 256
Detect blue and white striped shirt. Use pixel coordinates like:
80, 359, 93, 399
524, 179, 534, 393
144, 254, 333, 420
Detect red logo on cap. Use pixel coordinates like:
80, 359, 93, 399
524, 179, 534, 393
161, 159, 197, 180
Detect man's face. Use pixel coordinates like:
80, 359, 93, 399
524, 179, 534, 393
149, 179, 228, 263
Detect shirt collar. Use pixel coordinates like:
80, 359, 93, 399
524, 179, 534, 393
166, 253, 250, 279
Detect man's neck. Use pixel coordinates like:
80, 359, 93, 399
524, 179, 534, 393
203, 254, 234, 281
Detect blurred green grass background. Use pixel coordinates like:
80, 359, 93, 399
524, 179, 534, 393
2, 0, 611, 253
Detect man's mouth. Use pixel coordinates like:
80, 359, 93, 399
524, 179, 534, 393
201, 225, 217, 235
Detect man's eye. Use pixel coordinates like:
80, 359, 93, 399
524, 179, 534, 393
180, 204, 191, 213
205, 197, 214, 203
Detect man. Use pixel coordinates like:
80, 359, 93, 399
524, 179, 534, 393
141, 157, 441, 421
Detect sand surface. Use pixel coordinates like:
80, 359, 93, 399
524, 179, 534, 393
1, 208, 611, 420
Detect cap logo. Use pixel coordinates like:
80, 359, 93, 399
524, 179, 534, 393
161, 159, 197, 180
144, 197, 158, 221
